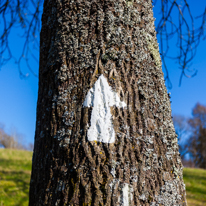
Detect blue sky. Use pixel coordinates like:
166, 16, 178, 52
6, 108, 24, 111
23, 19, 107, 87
0, 1, 205, 146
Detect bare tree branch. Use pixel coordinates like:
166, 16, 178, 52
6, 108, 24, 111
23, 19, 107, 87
153, 0, 206, 88
0, 0, 43, 77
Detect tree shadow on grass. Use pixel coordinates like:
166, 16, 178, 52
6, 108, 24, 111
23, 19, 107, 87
186, 186, 206, 196
184, 173, 206, 182
0, 158, 32, 171
0, 170, 31, 206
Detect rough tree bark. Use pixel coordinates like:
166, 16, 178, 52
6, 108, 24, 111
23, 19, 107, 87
29, 0, 187, 205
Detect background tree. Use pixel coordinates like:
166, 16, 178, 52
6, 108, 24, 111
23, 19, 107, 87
0, 0, 205, 85
29, 0, 187, 205
173, 115, 189, 159
187, 103, 206, 169
0, 124, 24, 149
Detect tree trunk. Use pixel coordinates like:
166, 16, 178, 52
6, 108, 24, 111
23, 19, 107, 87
29, 0, 187, 205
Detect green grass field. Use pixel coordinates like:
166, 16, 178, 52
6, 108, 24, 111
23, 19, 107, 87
0, 149, 206, 205
184, 168, 206, 206
0, 149, 32, 206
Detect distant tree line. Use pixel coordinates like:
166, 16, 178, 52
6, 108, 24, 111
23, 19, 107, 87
173, 103, 206, 169
0, 125, 23, 149
0, 124, 33, 150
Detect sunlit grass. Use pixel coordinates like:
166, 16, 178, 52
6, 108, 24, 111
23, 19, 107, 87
0, 149, 32, 206
183, 167, 206, 206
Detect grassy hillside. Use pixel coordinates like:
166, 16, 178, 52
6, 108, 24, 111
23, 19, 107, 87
0, 149, 32, 206
0, 149, 206, 205
184, 168, 206, 206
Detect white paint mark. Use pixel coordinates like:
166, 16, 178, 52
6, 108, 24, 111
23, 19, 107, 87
83, 74, 126, 143
123, 184, 130, 205
110, 180, 133, 205
119, 183, 133, 206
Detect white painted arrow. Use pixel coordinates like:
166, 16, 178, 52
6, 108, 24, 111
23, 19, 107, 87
83, 74, 127, 143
